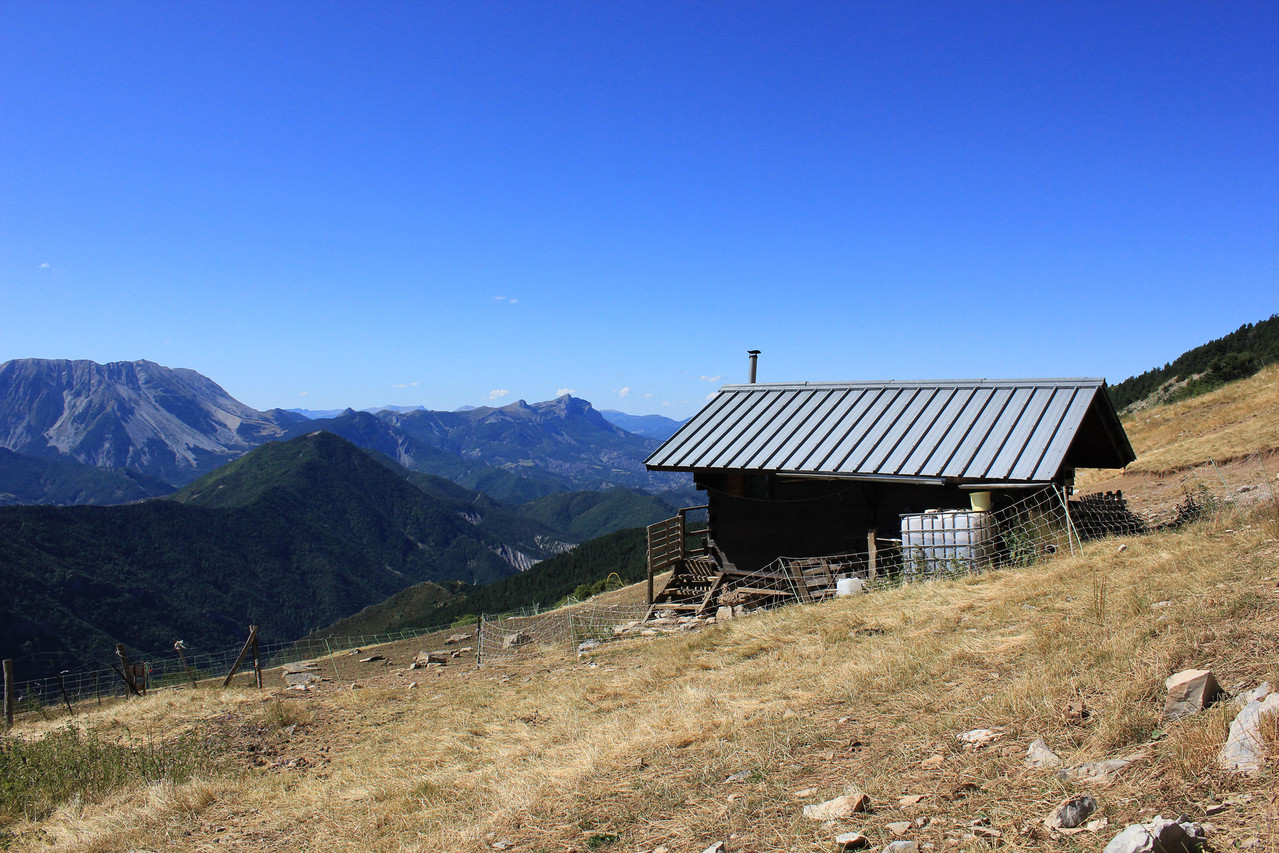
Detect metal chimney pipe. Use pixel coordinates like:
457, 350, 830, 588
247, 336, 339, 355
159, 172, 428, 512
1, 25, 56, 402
747, 350, 760, 383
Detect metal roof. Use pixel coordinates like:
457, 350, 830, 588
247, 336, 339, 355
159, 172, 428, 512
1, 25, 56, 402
645, 379, 1135, 484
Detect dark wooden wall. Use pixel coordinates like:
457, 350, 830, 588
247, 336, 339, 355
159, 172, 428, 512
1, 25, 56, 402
694, 473, 977, 573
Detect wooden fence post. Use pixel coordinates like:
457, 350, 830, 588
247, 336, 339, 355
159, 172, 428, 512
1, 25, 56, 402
222, 626, 259, 688
252, 632, 263, 690
56, 670, 74, 715
867, 528, 878, 581
175, 640, 197, 688
3, 659, 14, 728
115, 644, 141, 696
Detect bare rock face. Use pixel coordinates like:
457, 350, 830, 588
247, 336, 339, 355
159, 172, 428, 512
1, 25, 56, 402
1164, 669, 1223, 719
0, 358, 301, 484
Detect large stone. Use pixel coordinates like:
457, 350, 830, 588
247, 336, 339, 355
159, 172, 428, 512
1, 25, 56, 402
1218, 693, 1279, 774
1230, 681, 1273, 709
881, 843, 920, 853
1165, 669, 1223, 719
1102, 815, 1206, 853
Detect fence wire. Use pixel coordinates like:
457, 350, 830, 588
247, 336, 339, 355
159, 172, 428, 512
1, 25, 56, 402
6, 622, 469, 718
478, 604, 651, 664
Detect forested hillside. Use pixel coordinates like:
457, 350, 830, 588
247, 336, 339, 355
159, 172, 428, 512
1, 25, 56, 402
0, 433, 527, 675
1108, 314, 1279, 410
311, 527, 649, 637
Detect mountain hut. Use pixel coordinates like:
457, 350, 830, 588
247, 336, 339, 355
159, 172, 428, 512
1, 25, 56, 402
642, 378, 1136, 616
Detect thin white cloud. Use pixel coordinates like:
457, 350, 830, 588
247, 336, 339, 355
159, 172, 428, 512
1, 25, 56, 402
615, 386, 631, 398
556, 388, 575, 397
698, 375, 722, 383
705, 392, 717, 400
492, 295, 506, 301
487, 388, 510, 400
393, 382, 420, 388
298, 391, 310, 397
508, 298, 518, 304
39, 262, 50, 269
661, 400, 672, 407
643, 392, 655, 398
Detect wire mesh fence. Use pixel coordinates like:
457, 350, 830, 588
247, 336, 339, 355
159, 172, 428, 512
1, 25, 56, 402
477, 604, 652, 664
6, 621, 474, 719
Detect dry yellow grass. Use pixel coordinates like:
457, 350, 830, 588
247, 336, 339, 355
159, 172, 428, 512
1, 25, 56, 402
1080, 363, 1279, 488
7, 502, 1278, 853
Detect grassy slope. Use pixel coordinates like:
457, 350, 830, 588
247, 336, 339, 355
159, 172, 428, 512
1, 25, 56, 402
6, 380, 1279, 853
1076, 362, 1279, 496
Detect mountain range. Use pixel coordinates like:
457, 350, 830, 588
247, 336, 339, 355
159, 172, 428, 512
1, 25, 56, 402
0, 358, 690, 505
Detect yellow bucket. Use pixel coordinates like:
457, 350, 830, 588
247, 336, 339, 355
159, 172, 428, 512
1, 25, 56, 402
969, 491, 992, 512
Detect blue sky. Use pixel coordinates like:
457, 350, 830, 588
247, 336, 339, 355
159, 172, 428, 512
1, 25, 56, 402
2, 1, 1275, 417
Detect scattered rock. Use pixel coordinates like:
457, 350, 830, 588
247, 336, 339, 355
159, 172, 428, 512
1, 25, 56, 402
1063, 699, 1091, 724
898, 794, 926, 807
723, 770, 751, 783
1025, 738, 1062, 768
1164, 669, 1223, 719
946, 782, 981, 800
1102, 815, 1206, 853
716, 605, 734, 621
886, 821, 911, 836
1045, 794, 1097, 829
502, 631, 533, 649
1218, 692, 1279, 774
881, 842, 919, 853
444, 632, 471, 645
701, 843, 725, 853
920, 754, 945, 769
802, 792, 870, 820
834, 832, 870, 851
410, 651, 450, 668
358, 654, 385, 663
1117, 543, 1129, 553
792, 787, 816, 798
577, 639, 602, 653
956, 728, 1001, 748
491, 841, 514, 850
1055, 750, 1148, 784
282, 670, 322, 688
